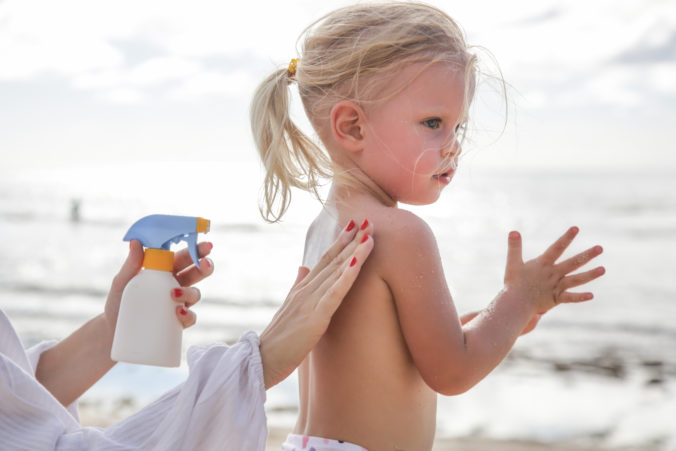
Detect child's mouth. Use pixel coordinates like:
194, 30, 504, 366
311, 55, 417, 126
433, 171, 453, 184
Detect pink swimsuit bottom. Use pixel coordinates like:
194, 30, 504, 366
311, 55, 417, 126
281, 434, 368, 451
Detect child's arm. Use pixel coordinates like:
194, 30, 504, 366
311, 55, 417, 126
35, 241, 213, 407
381, 212, 604, 395
461, 311, 541, 335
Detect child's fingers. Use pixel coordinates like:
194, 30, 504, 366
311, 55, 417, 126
173, 242, 213, 273
560, 266, 606, 290
557, 245, 603, 275
176, 304, 197, 328
557, 291, 594, 304
175, 257, 214, 287
505, 231, 523, 271
315, 234, 374, 318
170, 286, 202, 308
540, 226, 579, 264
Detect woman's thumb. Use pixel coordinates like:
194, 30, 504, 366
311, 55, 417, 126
112, 240, 144, 291
293, 266, 311, 287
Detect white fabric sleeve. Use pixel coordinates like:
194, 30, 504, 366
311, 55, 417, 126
55, 331, 268, 451
26, 340, 81, 421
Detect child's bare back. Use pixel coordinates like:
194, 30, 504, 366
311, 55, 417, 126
295, 199, 438, 450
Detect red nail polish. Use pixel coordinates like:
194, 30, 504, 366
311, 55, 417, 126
361, 234, 369, 243
173, 288, 183, 297
179, 306, 188, 315
346, 220, 356, 232
360, 219, 369, 230
349, 257, 357, 267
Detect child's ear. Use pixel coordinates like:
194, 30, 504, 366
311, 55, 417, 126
330, 101, 366, 153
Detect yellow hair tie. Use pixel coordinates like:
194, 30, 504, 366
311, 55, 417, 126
287, 58, 299, 77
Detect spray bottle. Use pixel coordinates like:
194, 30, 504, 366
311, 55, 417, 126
111, 214, 210, 367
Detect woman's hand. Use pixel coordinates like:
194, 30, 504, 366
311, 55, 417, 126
104, 239, 214, 334
259, 219, 375, 389
504, 227, 605, 314
37, 240, 214, 407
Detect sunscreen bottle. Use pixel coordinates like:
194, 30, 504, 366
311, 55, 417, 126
111, 214, 210, 367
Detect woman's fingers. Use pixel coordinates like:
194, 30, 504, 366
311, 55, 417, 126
171, 287, 200, 328
170, 286, 201, 307
294, 266, 311, 286
303, 219, 373, 292
540, 226, 579, 265
302, 219, 364, 286
560, 266, 606, 290
175, 257, 214, 287
315, 233, 374, 318
557, 245, 604, 275
175, 304, 197, 328
173, 242, 213, 273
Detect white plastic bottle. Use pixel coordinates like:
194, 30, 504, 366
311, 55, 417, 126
111, 249, 182, 366
110, 214, 210, 367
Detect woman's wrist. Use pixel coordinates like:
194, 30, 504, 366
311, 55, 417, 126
259, 326, 292, 390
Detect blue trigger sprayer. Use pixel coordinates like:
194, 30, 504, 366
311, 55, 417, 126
111, 214, 210, 367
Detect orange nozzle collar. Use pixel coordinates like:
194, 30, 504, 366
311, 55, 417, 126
143, 248, 174, 272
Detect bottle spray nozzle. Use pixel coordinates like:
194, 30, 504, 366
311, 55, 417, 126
123, 214, 211, 269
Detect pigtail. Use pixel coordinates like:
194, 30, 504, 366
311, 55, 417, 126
250, 66, 331, 223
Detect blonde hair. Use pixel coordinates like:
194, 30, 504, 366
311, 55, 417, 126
250, 2, 478, 222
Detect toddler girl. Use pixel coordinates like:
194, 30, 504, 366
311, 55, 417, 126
251, 3, 605, 450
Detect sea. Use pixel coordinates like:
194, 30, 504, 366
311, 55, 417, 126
1, 161, 674, 450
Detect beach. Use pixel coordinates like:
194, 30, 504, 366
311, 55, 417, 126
2, 164, 675, 450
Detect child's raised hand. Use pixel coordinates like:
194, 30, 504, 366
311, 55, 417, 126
504, 227, 605, 314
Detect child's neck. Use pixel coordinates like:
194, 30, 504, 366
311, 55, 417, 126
328, 167, 397, 208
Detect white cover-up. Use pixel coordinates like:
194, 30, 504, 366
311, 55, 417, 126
0, 309, 268, 450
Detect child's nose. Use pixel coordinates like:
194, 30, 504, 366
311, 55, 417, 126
441, 139, 462, 158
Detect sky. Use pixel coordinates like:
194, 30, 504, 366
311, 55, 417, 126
1, 0, 675, 172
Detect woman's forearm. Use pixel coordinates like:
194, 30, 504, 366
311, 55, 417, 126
35, 313, 116, 407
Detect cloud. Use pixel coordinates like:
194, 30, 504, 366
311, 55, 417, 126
168, 69, 256, 101
507, 7, 562, 27
1, 0, 675, 111
103, 87, 145, 105
0, 0, 349, 103
615, 31, 676, 64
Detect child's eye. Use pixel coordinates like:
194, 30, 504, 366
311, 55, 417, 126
455, 122, 466, 134
422, 118, 442, 129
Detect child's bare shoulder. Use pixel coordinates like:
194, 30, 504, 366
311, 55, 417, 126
375, 207, 438, 248
371, 207, 441, 272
